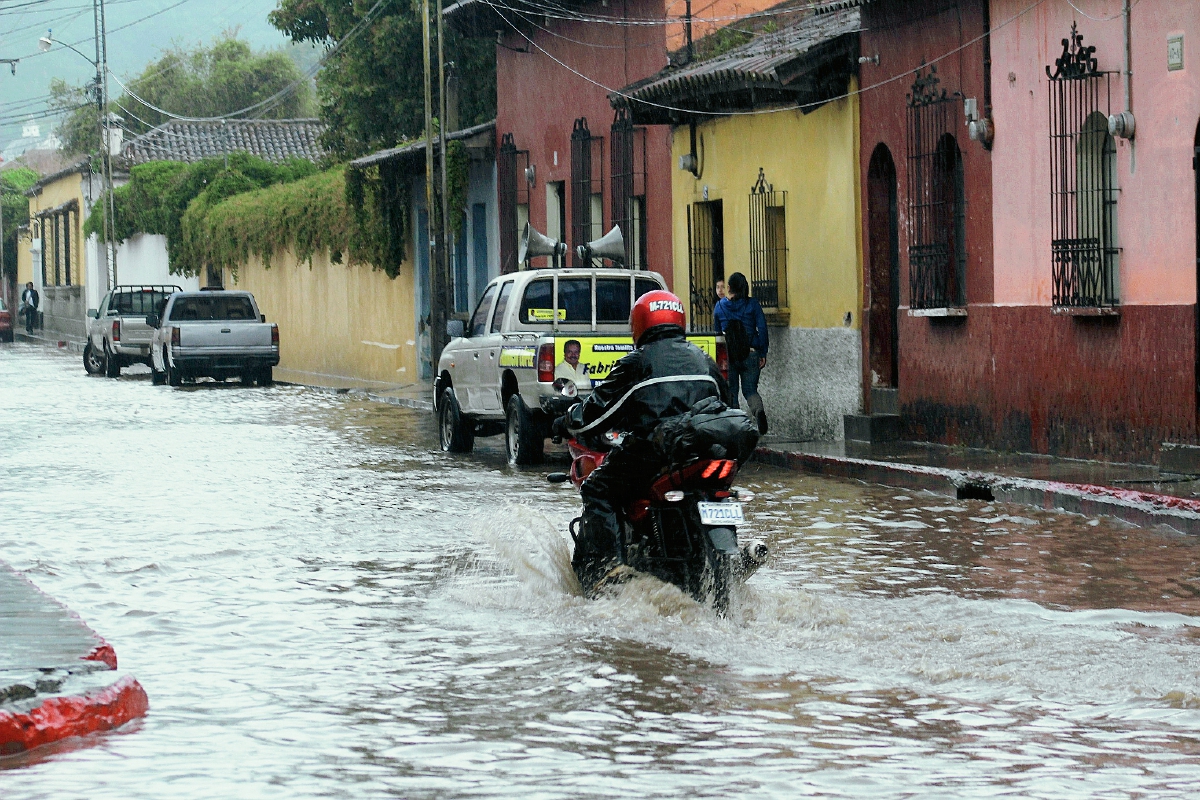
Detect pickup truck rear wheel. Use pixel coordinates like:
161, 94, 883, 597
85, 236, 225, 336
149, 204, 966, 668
257, 366, 273, 387
165, 349, 181, 387
439, 387, 475, 453
83, 342, 104, 375
103, 342, 121, 378
505, 394, 544, 466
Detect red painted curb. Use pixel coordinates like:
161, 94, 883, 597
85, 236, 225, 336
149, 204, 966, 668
0, 675, 149, 756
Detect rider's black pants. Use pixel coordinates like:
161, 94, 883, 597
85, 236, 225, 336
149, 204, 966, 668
575, 439, 663, 592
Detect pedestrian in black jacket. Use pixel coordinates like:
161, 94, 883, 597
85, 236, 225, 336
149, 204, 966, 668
20, 283, 39, 334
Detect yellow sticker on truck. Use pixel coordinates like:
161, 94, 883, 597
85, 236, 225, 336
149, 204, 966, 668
552, 335, 718, 382
498, 346, 536, 368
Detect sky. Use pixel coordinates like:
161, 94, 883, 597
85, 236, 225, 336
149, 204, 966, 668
0, 0, 297, 148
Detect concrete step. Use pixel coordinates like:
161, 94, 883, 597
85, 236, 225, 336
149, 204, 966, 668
871, 386, 899, 415
1160, 442, 1200, 475
844, 413, 902, 443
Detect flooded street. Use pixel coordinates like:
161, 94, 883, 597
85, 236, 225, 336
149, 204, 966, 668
2, 343, 1199, 798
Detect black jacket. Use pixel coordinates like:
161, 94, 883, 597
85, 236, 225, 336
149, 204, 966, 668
567, 325, 730, 441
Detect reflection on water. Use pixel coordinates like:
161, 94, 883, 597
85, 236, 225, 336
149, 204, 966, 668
2, 345, 1199, 798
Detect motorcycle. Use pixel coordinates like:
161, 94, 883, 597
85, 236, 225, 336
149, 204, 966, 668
546, 380, 768, 615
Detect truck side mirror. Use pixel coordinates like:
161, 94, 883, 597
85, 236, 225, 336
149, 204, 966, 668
260, 314, 266, 323
87, 308, 98, 319
446, 319, 465, 339
145, 314, 160, 329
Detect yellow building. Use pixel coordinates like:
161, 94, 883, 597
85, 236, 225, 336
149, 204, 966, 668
621, 7, 863, 440
20, 160, 110, 338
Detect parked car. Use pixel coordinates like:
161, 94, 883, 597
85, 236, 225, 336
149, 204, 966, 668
435, 268, 726, 464
147, 290, 279, 386
0, 296, 11, 342
85, 285, 182, 377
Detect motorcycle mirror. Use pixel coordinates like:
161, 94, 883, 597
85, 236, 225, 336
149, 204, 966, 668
546, 472, 570, 484
552, 378, 577, 398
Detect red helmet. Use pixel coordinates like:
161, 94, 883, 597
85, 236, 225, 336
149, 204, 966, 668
631, 290, 686, 344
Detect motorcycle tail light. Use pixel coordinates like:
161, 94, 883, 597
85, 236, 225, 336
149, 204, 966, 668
537, 342, 555, 382
663, 490, 684, 502
111, 319, 120, 342
715, 341, 729, 380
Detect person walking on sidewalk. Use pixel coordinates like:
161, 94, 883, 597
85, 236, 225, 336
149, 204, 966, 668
714, 272, 769, 434
20, 282, 39, 335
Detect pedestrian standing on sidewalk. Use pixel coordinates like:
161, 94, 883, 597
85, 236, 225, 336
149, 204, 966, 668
713, 272, 769, 434
20, 282, 39, 335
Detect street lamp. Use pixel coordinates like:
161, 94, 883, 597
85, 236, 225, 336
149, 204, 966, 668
39, 19, 118, 290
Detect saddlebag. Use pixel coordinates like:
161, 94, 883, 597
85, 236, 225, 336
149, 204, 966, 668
651, 396, 760, 467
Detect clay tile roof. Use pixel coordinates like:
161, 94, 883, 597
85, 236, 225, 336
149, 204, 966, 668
121, 119, 327, 166
616, 6, 860, 124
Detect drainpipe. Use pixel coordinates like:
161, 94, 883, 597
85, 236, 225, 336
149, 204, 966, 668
1108, 0, 1136, 144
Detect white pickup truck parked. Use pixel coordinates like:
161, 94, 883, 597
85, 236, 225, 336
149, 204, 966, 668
84, 285, 181, 377
435, 268, 724, 465
147, 290, 279, 387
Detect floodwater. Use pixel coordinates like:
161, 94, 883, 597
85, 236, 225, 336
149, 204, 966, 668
2, 343, 1199, 798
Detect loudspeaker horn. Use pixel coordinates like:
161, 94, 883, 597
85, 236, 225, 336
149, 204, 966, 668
518, 223, 566, 266
575, 225, 625, 265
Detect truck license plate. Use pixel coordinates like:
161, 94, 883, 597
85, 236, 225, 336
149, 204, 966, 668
698, 502, 745, 526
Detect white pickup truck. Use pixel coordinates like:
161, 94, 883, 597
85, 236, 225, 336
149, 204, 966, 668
435, 268, 724, 465
147, 290, 279, 387
84, 285, 181, 377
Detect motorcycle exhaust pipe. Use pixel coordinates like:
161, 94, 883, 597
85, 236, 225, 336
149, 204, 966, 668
547, 472, 570, 484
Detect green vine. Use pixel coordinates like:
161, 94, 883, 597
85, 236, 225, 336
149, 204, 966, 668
446, 139, 469, 240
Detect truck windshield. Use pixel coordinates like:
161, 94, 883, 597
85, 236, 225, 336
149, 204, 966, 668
169, 296, 256, 321
113, 290, 172, 315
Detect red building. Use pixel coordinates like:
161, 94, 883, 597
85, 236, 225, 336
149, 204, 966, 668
860, 0, 1200, 465
446, 0, 674, 278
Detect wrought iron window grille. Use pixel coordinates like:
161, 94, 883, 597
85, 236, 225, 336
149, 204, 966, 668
687, 200, 724, 329
906, 63, 967, 310
497, 133, 530, 274
748, 167, 787, 310
1047, 23, 1119, 308
610, 108, 648, 269
570, 117, 605, 267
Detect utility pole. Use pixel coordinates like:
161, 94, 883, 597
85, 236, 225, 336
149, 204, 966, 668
97, 0, 117, 289
423, 0, 448, 370
684, 0, 693, 64
437, 0, 451, 341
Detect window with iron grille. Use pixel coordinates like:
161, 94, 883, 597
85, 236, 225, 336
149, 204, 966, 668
570, 117, 604, 266
497, 133, 529, 274
687, 200, 724, 329
906, 64, 966, 309
611, 108, 648, 268
1047, 23, 1119, 308
748, 168, 787, 309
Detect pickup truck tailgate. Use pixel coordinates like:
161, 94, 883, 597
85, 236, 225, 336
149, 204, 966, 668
178, 322, 274, 349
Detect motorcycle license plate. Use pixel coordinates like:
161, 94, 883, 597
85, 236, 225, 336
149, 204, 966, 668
698, 502, 745, 526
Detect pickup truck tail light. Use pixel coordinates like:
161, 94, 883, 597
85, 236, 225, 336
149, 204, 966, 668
270, 324, 279, 346
715, 341, 729, 380
537, 342, 555, 383
111, 319, 120, 343
171, 326, 181, 347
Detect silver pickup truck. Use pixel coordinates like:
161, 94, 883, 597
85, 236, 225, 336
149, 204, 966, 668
85, 285, 181, 377
435, 268, 724, 465
147, 290, 279, 387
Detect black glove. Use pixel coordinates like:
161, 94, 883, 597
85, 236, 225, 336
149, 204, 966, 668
551, 414, 572, 441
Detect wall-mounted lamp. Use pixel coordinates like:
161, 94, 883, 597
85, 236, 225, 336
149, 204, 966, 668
679, 122, 702, 177
678, 153, 698, 174
964, 98, 994, 148
1108, 110, 1135, 140
858, 53, 879, 66
524, 164, 536, 187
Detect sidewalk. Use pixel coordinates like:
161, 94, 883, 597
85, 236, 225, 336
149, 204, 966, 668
756, 438, 1200, 535
0, 562, 148, 755
274, 368, 433, 411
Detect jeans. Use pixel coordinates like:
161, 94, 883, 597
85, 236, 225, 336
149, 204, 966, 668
24, 308, 35, 334
727, 349, 762, 407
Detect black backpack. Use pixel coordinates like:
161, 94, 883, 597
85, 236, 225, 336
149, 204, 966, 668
723, 317, 752, 364
652, 396, 761, 467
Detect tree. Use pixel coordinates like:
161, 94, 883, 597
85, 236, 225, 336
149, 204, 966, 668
53, 33, 314, 157
269, 0, 495, 158
2, 167, 38, 281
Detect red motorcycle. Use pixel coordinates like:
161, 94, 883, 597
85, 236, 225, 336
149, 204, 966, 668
549, 425, 767, 615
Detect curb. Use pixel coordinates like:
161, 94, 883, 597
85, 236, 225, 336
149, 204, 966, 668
755, 446, 1200, 535
0, 564, 149, 756
277, 381, 434, 412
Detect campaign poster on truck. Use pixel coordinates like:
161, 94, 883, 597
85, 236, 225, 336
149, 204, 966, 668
551, 335, 718, 384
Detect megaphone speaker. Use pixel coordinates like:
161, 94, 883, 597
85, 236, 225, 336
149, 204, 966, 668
576, 225, 625, 265
519, 223, 567, 266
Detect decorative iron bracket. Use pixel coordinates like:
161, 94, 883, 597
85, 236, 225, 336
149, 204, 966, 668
907, 63, 952, 108
750, 167, 772, 195
1046, 22, 1100, 80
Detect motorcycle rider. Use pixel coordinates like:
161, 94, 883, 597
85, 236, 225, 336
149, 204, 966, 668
555, 290, 730, 594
